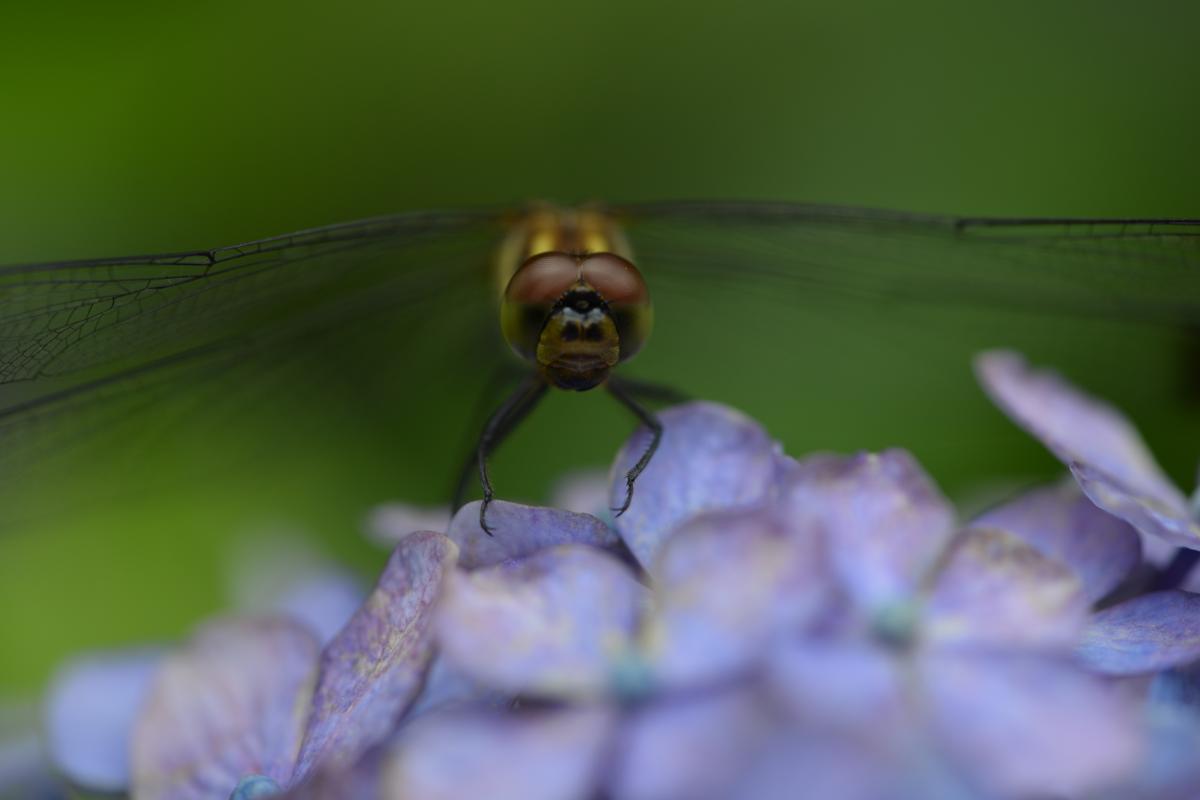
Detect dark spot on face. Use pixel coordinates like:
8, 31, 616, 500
562, 322, 580, 341
557, 289, 605, 315
584, 325, 604, 341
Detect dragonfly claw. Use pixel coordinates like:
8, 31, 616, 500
610, 477, 636, 517
479, 495, 496, 537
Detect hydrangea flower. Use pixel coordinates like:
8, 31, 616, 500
41, 539, 364, 796
974, 350, 1200, 796
44, 368, 1200, 800
128, 532, 454, 799
411, 409, 1146, 799
976, 350, 1200, 553
121, 501, 626, 800
974, 350, 1200, 683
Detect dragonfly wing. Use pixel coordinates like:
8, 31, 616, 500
616, 201, 1200, 495
0, 210, 511, 534
0, 210, 503, 383
618, 202, 1200, 323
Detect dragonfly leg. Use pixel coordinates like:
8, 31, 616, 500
471, 375, 548, 536
606, 377, 665, 517
605, 375, 691, 405
451, 363, 528, 512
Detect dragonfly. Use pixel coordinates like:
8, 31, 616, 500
2, 201, 1199, 540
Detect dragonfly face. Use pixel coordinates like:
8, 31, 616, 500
501, 251, 652, 390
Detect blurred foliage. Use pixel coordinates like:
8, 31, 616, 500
1, 0, 1198, 691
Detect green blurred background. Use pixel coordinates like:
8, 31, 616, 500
2, 0, 1198, 693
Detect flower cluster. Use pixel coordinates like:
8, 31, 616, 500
41, 350, 1200, 799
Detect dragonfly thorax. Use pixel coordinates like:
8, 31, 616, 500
500, 251, 653, 391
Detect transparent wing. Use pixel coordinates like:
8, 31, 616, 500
0, 209, 500, 385
618, 201, 1199, 321
614, 201, 1200, 495
0, 210, 513, 536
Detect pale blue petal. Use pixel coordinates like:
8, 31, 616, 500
383, 707, 614, 800
781, 449, 955, 613
610, 402, 785, 569
131, 619, 318, 800
923, 652, 1144, 798
1116, 668, 1200, 797
974, 481, 1141, 603
1072, 461, 1200, 551
44, 648, 163, 792
1078, 591, 1200, 676
976, 350, 1198, 548
924, 528, 1088, 650
274, 751, 383, 799
274, 569, 366, 645
609, 686, 769, 800
436, 544, 647, 696
764, 637, 903, 735
446, 500, 619, 569
732, 732, 962, 800
401, 655, 509, 723
644, 507, 830, 687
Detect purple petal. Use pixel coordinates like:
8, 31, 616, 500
1078, 591, 1200, 676
975, 350, 1181, 504
644, 507, 830, 687
922, 652, 1144, 798
608, 686, 770, 800
382, 707, 614, 800
274, 569, 366, 646
1121, 670, 1200, 797
609, 402, 784, 569
401, 655, 509, 722
130, 619, 319, 800
225, 538, 365, 645
764, 637, 904, 735
291, 531, 457, 783
975, 350, 1197, 546
782, 449, 955, 613
44, 648, 163, 791
364, 503, 450, 547
276, 750, 384, 800
1071, 461, 1200, 550
730, 733, 911, 800
446, 500, 619, 569
436, 544, 647, 696
924, 528, 1088, 650
973, 482, 1141, 603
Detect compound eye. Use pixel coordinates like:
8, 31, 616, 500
579, 253, 649, 306
579, 253, 652, 363
501, 253, 580, 362
504, 253, 580, 305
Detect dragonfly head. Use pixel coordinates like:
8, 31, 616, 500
501, 252, 652, 391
